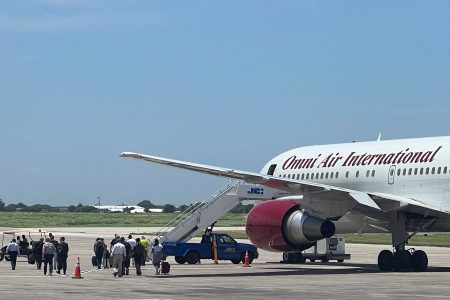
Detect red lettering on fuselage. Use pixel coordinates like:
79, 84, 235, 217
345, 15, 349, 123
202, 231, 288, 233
284, 146, 443, 170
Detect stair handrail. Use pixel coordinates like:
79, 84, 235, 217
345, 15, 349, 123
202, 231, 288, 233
151, 179, 239, 241
161, 179, 240, 241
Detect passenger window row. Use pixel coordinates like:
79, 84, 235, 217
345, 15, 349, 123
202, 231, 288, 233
277, 166, 448, 181
397, 166, 448, 176
345, 170, 376, 178
278, 169, 377, 180
279, 171, 340, 180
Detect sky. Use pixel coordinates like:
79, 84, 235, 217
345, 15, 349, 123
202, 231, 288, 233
1, 0, 450, 207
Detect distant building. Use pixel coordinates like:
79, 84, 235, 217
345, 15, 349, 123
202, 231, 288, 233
93, 205, 163, 213
54, 206, 69, 212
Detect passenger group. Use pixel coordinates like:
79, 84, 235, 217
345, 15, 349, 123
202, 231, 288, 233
5, 233, 161, 277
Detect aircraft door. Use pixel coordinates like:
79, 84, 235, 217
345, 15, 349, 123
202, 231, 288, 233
388, 165, 396, 185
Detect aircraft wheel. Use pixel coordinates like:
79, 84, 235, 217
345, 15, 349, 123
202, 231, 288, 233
282, 252, 298, 264
411, 250, 428, 272
393, 250, 411, 272
378, 250, 393, 271
296, 254, 306, 264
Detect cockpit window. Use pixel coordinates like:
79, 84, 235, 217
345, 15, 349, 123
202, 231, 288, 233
267, 164, 277, 175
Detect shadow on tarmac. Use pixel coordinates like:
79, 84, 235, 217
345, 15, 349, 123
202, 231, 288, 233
142, 262, 450, 279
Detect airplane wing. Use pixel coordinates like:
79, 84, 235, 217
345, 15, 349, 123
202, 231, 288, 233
120, 152, 336, 192
120, 152, 446, 219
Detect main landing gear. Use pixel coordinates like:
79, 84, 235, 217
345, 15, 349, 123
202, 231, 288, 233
377, 213, 433, 272
377, 248, 428, 272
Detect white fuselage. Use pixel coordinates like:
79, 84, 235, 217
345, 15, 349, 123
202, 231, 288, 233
261, 136, 450, 214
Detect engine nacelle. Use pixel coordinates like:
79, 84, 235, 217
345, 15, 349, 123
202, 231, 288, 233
245, 199, 335, 252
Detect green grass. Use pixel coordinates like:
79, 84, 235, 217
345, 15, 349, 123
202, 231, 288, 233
218, 232, 450, 247
0, 212, 247, 228
342, 233, 450, 247
2, 212, 449, 247
192, 231, 450, 247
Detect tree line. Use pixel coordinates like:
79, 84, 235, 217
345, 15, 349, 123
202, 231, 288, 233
0, 199, 254, 214
136, 200, 253, 213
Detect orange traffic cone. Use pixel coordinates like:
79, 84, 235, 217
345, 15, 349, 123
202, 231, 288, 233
243, 251, 251, 267
71, 257, 83, 279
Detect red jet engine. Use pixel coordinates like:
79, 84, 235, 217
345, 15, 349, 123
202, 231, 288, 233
246, 199, 335, 252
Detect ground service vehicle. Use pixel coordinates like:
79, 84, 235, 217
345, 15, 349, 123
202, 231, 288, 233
163, 231, 258, 265
0, 231, 46, 264
283, 236, 350, 263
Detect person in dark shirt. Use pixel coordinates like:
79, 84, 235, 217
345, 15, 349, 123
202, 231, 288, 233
121, 237, 131, 275
109, 234, 119, 252
133, 238, 145, 275
94, 238, 104, 269
19, 235, 29, 254
56, 237, 69, 275
33, 238, 44, 270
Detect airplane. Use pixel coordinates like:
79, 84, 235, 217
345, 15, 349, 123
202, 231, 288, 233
120, 135, 450, 272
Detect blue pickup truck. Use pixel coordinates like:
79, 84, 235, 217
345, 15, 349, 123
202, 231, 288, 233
163, 232, 258, 265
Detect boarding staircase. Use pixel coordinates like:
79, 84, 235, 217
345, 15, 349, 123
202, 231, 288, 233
153, 180, 276, 243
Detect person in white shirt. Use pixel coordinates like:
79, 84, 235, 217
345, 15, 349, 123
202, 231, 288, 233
127, 234, 136, 249
111, 237, 126, 277
6, 239, 20, 270
42, 237, 56, 276
151, 238, 164, 275
127, 234, 136, 267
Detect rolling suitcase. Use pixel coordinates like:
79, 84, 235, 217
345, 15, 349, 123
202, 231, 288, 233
161, 261, 170, 275
92, 256, 97, 267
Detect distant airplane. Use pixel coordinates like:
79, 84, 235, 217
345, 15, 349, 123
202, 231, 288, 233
121, 135, 450, 271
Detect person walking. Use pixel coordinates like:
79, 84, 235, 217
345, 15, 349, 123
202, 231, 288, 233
109, 234, 119, 253
127, 234, 136, 267
140, 236, 149, 266
122, 237, 131, 275
49, 233, 59, 269
33, 237, 44, 270
42, 237, 56, 275
101, 238, 109, 269
20, 234, 29, 254
6, 239, 20, 270
151, 238, 164, 275
133, 238, 144, 275
111, 237, 125, 277
94, 238, 104, 269
56, 237, 69, 275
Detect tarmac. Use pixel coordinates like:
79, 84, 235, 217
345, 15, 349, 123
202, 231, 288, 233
2, 227, 450, 299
